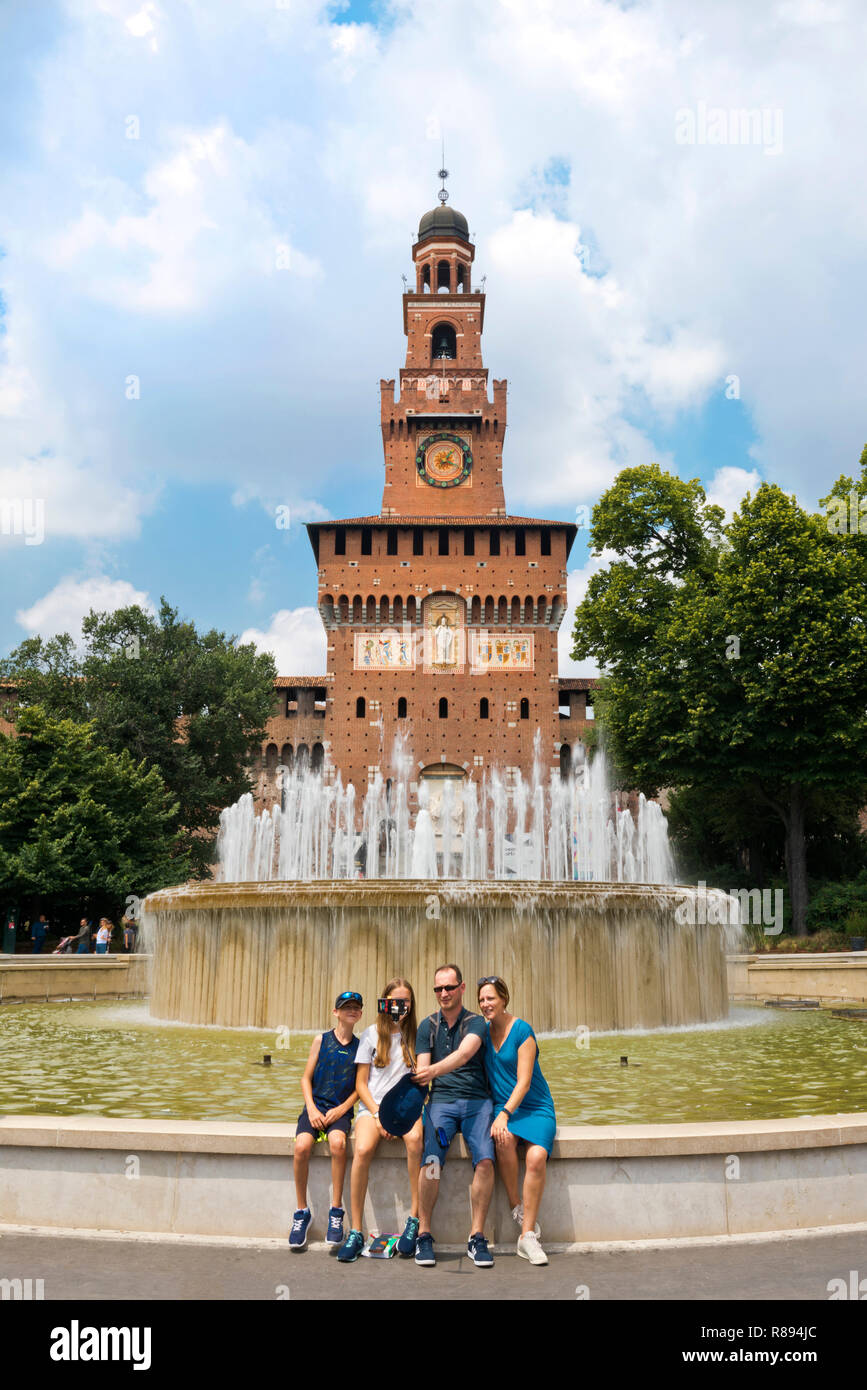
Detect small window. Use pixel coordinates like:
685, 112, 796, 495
480, 698, 489, 719
515, 529, 526, 556
387, 530, 398, 556
356, 697, 366, 718
334, 530, 346, 556
439, 697, 448, 719
361, 528, 372, 556
464, 528, 475, 556
489, 530, 500, 556
438, 528, 449, 556
540, 530, 551, 557
413, 528, 424, 556
397, 697, 407, 719
520, 698, 529, 720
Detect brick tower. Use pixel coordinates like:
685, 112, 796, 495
261, 177, 591, 815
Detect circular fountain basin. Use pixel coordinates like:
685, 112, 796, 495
143, 879, 734, 1032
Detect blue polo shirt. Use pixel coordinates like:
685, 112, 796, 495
415, 1007, 490, 1101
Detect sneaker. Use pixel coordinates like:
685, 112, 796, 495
397, 1216, 420, 1257
414, 1232, 436, 1266
517, 1231, 549, 1266
511, 1203, 541, 1238
467, 1232, 493, 1267
289, 1208, 312, 1250
336, 1229, 365, 1263
326, 1207, 345, 1245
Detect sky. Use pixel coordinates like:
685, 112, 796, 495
1, 0, 865, 678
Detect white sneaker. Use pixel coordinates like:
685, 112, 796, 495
517, 1231, 549, 1266
511, 1203, 541, 1238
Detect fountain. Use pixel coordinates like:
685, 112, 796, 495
143, 744, 740, 1032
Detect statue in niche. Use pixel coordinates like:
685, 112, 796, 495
434, 616, 454, 666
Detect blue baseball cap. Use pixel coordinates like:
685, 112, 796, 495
378, 1073, 428, 1137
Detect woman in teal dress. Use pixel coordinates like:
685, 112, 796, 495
478, 976, 556, 1267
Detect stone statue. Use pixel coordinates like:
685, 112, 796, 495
434, 616, 454, 665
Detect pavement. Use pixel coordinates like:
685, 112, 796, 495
2, 1226, 866, 1301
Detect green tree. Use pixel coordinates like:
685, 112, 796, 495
0, 705, 188, 916
0, 599, 277, 876
573, 465, 867, 934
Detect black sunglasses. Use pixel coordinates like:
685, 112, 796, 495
433, 983, 460, 994
477, 976, 505, 988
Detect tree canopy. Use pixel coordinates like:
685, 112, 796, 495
572, 461, 867, 934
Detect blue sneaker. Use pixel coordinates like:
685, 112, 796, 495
467, 1232, 493, 1267
337, 1229, 365, 1263
414, 1232, 436, 1266
397, 1216, 420, 1257
289, 1208, 312, 1250
326, 1207, 345, 1245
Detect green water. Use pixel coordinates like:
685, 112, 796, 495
2, 1000, 866, 1124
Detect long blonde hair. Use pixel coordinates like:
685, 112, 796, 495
374, 978, 417, 1071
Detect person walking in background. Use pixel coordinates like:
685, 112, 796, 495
478, 976, 556, 1267
95, 920, 112, 955
122, 915, 138, 953
70, 918, 91, 954
32, 914, 49, 954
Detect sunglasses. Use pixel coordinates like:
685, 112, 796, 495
433, 983, 460, 994
335, 992, 363, 1008
477, 976, 505, 988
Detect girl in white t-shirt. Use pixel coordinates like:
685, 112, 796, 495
337, 977, 423, 1262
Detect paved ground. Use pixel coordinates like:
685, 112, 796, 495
2, 1228, 866, 1301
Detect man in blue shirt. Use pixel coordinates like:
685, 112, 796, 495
413, 963, 495, 1268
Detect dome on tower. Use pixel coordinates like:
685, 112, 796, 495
417, 204, 470, 243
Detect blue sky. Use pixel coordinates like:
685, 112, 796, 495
1, 0, 865, 675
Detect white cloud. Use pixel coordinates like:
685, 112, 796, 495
706, 465, 763, 520
558, 548, 619, 678
0, 454, 152, 541
15, 575, 155, 641
239, 607, 327, 675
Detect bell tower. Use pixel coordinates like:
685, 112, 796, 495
380, 171, 507, 517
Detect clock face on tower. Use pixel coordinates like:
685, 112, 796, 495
415, 432, 472, 488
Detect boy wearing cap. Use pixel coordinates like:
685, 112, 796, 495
290, 990, 363, 1250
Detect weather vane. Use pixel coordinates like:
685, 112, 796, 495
438, 141, 448, 205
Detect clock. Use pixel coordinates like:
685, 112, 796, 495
415, 433, 472, 488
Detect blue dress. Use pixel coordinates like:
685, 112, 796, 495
483, 1018, 557, 1155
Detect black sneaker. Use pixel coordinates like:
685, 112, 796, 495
467, 1232, 493, 1267
415, 1232, 436, 1266
397, 1216, 420, 1257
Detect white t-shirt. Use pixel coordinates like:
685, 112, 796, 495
96, 926, 110, 944
355, 1024, 412, 1115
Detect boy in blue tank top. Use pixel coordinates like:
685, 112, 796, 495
290, 991, 363, 1250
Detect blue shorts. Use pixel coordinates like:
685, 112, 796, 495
295, 1109, 352, 1142
422, 1097, 495, 1169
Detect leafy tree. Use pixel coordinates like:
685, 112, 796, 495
0, 599, 277, 876
573, 464, 867, 934
0, 705, 188, 917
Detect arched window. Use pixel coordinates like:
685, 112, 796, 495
431, 323, 456, 360
397, 697, 407, 719
537, 595, 548, 623
551, 597, 563, 626
366, 596, 376, 623
393, 596, 403, 624
311, 743, 324, 773
524, 596, 534, 623
511, 597, 521, 623
560, 744, 572, 781
480, 698, 489, 719
471, 596, 481, 624
265, 743, 278, 772
439, 697, 448, 719
407, 596, 417, 623
356, 697, 366, 718
380, 595, 389, 623
436, 260, 450, 292
322, 595, 334, 625
422, 263, 431, 291
520, 698, 529, 720
338, 595, 349, 623
484, 596, 495, 623
498, 596, 508, 624
352, 595, 363, 622
281, 743, 293, 769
